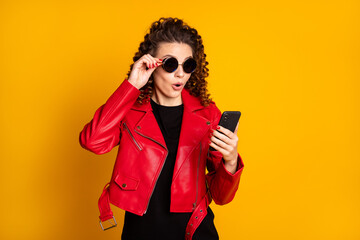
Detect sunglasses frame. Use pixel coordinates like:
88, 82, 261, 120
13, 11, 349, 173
161, 57, 197, 74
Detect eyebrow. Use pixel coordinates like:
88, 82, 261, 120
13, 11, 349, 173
162, 54, 175, 58
161, 54, 193, 61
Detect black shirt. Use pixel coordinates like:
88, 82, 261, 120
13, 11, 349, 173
121, 98, 218, 240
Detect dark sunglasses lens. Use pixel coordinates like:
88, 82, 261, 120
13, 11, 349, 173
163, 58, 178, 73
183, 58, 197, 73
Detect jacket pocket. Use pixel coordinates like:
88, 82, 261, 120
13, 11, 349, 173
114, 174, 140, 191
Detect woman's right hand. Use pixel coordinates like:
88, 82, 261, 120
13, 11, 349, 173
127, 54, 163, 89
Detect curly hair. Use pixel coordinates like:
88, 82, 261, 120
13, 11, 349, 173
126, 17, 212, 106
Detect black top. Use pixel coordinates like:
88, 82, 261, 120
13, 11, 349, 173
121, 98, 218, 240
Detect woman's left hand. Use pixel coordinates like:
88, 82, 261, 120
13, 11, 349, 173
209, 122, 239, 174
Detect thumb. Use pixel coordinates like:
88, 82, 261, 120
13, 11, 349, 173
234, 121, 239, 135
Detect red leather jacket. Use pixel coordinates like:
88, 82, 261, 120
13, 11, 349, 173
79, 79, 244, 237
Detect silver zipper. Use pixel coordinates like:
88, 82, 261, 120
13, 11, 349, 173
193, 143, 201, 210
135, 130, 168, 214
123, 122, 142, 151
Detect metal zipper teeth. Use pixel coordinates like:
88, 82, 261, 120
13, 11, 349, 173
123, 122, 142, 151
194, 143, 201, 210
135, 130, 168, 214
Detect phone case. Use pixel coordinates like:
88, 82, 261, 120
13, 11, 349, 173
209, 111, 241, 151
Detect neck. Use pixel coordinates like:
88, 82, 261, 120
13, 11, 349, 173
151, 90, 183, 106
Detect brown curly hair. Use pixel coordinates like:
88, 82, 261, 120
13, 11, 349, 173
126, 17, 212, 106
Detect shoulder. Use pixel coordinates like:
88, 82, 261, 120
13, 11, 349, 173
198, 100, 222, 123
182, 88, 222, 121
208, 100, 222, 122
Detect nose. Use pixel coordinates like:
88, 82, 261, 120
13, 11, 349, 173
175, 63, 185, 78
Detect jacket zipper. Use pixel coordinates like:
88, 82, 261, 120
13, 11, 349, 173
135, 130, 168, 214
193, 143, 201, 210
123, 122, 142, 151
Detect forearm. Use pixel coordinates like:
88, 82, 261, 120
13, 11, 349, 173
79, 79, 140, 154
206, 152, 244, 205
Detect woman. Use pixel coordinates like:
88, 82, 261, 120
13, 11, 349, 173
79, 17, 244, 240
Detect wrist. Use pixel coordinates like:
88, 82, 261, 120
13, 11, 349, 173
127, 78, 141, 89
224, 158, 237, 167
223, 158, 238, 174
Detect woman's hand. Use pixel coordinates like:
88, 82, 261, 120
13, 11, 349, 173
209, 122, 239, 174
128, 54, 163, 89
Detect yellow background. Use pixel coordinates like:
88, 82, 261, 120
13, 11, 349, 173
1, 0, 359, 239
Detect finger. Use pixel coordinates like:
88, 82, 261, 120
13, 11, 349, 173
144, 54, 162, 69
209, 141, 229, 156
210, 134, 232, 152
155, 61, 163, 67
234, 121, 239, 134
142, 55, 155, 68
149, 55, 163, 63
135, 55, 151, 69
211, 129, 231, 144
144, 59, 159, 71
215, 126, 235, 139
148, 55, 158, 69
145, 54, 162, 61
153, 58, 163, 68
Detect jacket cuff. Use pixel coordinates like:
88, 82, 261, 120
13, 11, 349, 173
219, 153, 244, 182
113, 78, 141, 100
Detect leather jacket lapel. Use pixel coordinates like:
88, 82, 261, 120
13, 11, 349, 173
129, 89, 211, 171
173, 106, 211, 177
130, 101, 167, 149
134, 110, 167, 149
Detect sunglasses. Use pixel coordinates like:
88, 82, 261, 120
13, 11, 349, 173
161, 57, 197, 74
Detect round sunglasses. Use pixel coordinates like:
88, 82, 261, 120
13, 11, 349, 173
161, 57, 197, 74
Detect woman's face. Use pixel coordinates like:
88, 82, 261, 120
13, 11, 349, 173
152, 42, 193, 106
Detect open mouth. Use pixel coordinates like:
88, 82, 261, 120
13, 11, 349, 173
172, 83, 183, 90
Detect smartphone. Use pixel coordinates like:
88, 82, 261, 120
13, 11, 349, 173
209, 111, 241, 151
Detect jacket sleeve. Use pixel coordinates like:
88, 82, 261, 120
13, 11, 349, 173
205, 104, 245, 205
79, 79, 141, 154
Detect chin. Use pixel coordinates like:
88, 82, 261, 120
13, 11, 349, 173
167, 91, 181, 98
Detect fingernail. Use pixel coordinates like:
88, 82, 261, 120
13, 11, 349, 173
151, 64, 154, 68
159, 59, 163, 61
208, 140, 211, 144
216, 126, 220, 129
155, 63, 158, 66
